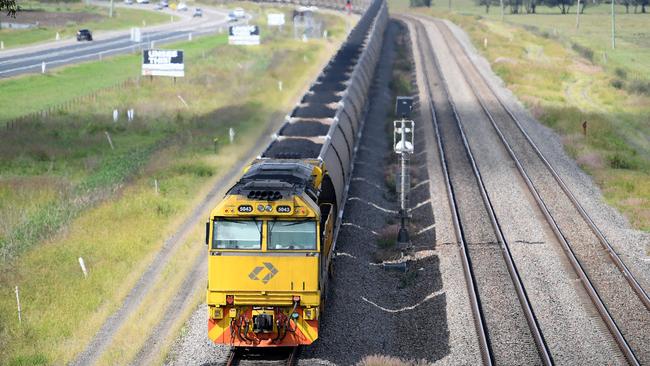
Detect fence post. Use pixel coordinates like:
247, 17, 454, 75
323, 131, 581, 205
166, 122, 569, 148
15, 286, 21, 324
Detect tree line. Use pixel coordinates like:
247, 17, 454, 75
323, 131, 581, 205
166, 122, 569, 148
475, 0, 648, 14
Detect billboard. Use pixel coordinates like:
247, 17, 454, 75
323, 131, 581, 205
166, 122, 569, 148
267, 13, 285, 26
142, 49, 184, 77
228, 25, 260, 45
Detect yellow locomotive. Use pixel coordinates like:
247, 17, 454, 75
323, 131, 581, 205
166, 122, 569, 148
205, 0, 387, 348
206, 160, 336, 346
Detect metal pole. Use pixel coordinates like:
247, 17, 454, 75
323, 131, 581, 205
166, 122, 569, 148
397, 119, 410, 246
611, 0, 616, 49
110, 0, 114, 18
500, 0, 505, 21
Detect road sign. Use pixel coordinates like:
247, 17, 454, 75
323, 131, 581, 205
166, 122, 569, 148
229, 25, 260, 45
267, 13, 285, 26
142, 49, 184, 77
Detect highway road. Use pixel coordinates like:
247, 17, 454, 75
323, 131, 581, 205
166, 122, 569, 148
0, 4, 231, 78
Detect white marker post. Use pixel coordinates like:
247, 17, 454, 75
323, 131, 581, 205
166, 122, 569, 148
278, 81, 283, 91
105, 131, 115, 150
56, 32, 60, 41
15, 286, 21, 324
229, 128, 235, 143
112, 109, 119, 122
78, 257, 88, 278
41, 62, 46, 74
154, 179, 159, 195
177, 95, 189, 108
188, 32, 192, 41
1, 41, 4, 50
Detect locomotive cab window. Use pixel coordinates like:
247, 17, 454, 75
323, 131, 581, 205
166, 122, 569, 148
213, 219, 262, 250
268, 220, 317, 250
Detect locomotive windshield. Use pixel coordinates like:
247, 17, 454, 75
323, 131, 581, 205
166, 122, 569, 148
213, 220, 262, 249
268, 220, 317, 250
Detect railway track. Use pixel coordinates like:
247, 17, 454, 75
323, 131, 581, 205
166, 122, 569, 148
427, 17, 650, 365
407, 16, 551, 366
225, 346, 299, 366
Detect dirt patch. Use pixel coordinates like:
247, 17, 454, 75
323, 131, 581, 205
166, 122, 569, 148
572, 59, 602, 75
576, 151, 605, 170
1, 10, 103, 28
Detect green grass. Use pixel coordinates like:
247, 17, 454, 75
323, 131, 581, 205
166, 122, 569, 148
392, 0, 650, 233
0, 7, 346, 364
0, 3, 174, 49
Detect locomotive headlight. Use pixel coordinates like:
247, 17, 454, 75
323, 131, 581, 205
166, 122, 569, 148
304, 308, 317, 320
257, 204, 265, 212
291, 312, 299, 320
210, 306, 223, 319
265, 205, 272, 212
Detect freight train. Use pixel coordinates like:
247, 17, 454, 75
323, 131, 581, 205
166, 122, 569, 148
204, 0, 387, 347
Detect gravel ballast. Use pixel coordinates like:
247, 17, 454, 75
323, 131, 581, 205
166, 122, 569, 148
421, 17, 626, 365
433, 18, 649, 364
415, 19, 542, 365
443, 20, 650, 293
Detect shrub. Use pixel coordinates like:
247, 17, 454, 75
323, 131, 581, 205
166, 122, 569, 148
610, 78, 624, 89
628, 79, 650, 96
571, 43, 594, 62
614, 68, 627, 79
608, 153, 635, 170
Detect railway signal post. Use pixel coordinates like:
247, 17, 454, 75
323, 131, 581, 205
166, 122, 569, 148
394, 97, 415, 249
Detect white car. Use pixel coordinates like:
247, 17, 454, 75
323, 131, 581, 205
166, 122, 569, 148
124, 0, 133, 4
177, 2, 188, 10
136, 0, 149, 3
233, 7, 245, 18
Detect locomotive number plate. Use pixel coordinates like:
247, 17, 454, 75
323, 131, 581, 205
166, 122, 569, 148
276, 205, 291, 213
238, 205, 253, 213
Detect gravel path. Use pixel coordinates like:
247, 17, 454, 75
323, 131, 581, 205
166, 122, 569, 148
418, 16, 626, 365
432, 18, 650, 364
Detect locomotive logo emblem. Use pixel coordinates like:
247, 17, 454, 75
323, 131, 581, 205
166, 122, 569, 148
248, 262, 279, 284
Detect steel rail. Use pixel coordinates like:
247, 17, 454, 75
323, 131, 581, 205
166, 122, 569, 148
436, 19, 650, 311
414, 17, 553, 366
408, 15, 554, 365
429, 17, 641, 365
404, 17, 493, 366
225, 346, 299, 366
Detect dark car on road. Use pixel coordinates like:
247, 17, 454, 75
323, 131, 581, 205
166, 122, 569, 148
193, 7, 203, 17
76, 29, 93, 41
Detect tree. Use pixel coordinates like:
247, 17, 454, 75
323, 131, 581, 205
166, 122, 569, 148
476, 0, 499, 13
1, 0, 18, 16
524, 0, 539, 13
631, 0, 648, 12
544, 0, 574, 13
410, 0, 432, 7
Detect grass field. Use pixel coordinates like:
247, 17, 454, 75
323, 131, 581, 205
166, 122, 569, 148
0, 4, 347, 364
0, 2, 175, 49
392, 0, 650, 232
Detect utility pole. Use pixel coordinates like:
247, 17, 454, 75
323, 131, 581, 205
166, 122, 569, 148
500, 0, 505, 21
576, 0, 581, 30
611, 0, 616, 49
109, 0, 114, 18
